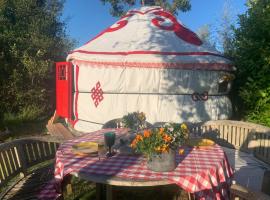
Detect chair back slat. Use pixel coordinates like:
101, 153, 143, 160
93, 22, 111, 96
0, 137, 60, 187
189, 120, 270, 164
254, 132, 270, 165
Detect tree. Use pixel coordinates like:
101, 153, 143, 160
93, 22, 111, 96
196, 24, 216, 47
228, 0, 270, 126
0, 0, 74, 124
100, 0, 191, 17
216, 0, 235, 54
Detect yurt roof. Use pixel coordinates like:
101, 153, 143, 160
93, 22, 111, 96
67, 6, 233, 71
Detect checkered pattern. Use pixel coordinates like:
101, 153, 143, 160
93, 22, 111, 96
38, 128, 233, 200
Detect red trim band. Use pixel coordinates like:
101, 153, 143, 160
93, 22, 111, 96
70, 65, 79, 127
73, 60, 234, 71
69, 50, 226, 58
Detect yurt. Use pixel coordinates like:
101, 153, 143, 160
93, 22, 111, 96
55, 6, 234, 133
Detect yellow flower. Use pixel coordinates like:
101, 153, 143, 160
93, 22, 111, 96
181, 123, 188, 130
161, 144, 169, 152
155, 146, 162, 152
178, 148, 185, 155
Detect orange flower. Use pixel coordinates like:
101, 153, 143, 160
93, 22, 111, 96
143, 130, 151, 138
159, 128, 165, 135
163, 134, 172, 143
178, 148, 185, 155
135, 134, 143, 141
130, 139, 137, 148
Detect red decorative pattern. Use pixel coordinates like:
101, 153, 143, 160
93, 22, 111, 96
91, 81, 104, 107
152, 10, 202, 46
73, 59, 234, 71
82, 7, 202, 47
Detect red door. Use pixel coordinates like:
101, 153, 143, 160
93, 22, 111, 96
55, 62, 73, 119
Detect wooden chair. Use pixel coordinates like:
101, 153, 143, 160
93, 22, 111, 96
189, 120, 270, 199
0, 137, 60, 200
46, 111, 74, 141
230, 183, 270, 200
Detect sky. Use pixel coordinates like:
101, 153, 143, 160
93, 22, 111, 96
62, 0, 248, 48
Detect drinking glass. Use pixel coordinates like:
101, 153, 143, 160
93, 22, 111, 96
104, 132, 116, 157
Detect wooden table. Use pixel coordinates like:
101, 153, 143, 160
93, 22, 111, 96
72, 171, 176, 200
54, 128, 233, 200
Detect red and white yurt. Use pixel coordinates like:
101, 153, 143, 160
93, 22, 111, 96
55, 6, 234, 132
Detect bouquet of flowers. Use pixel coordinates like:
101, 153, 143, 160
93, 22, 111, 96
130, 123, 189, 158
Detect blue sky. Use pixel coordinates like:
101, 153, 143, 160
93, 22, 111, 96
62, 0, 247, 48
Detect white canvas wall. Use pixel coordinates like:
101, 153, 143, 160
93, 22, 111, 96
75, 63, 231, 94
72, 64, 232, 132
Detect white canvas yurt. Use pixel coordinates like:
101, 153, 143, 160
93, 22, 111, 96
55, 6, 234, 133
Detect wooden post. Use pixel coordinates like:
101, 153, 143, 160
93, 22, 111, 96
17, 144, 28, 177
106, 185, 113, 200
261, 170, 270, 196
247, 129, 258, 154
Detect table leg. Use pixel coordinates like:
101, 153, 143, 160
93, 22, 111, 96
106, 185, 113, 200
96, 183, 102, 200
96, 183, 112, 200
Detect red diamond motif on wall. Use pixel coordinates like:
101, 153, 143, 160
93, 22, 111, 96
91, 81, 104, 107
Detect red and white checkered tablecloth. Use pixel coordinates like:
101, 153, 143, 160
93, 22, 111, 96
38, 128, 233, 200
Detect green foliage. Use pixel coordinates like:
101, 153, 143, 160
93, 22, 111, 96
228, 0, 270, 126
0, 0, 74, 124
3, 105, 43, 126
100, 0, 191, 17
122, 111, 147, 130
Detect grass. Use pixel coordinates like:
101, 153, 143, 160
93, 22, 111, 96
0, 119, 48, 142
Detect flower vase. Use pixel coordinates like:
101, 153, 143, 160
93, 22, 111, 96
147, 149, 176, 172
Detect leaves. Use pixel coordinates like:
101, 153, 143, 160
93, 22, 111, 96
228, 0, 270, 126
100, 0, 191, 17
0, 0, 74, 124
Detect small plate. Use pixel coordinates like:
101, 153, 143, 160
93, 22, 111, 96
72, 142, 99, 156
186, 138, 215, 148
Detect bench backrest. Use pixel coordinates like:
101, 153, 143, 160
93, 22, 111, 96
189, 120, 270, 165
0, 137, 60, 188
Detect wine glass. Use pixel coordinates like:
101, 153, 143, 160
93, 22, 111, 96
104, 132, 116, 157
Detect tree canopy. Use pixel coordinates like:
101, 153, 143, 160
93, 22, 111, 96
0, 0, 74, 125
228, 0, 270, 126
100, 0, 191, 16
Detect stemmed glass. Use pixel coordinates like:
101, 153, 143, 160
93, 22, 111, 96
104, 132, 116, 157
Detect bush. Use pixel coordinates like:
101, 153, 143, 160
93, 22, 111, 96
228, 1, 270, 127
2, 105, 44, 127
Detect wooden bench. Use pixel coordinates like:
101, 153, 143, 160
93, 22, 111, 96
189, 120, 270, 165
0, 137, 61, 199
188, 120, 270, 199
